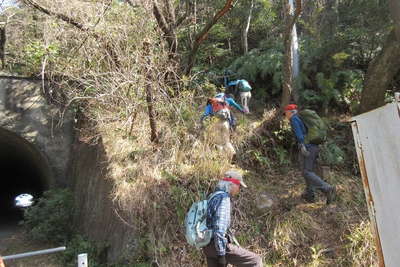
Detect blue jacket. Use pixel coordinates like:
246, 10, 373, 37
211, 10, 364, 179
206, 190, 230, 256
290, 113, 307, 144
200, 94, 244, 121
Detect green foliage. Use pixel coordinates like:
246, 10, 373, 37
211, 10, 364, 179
272, 145, 291, 172
332, 52, 350, 67
23, 41, 60, 73
320, 141, 346, 166
228, 47, 283, 96
252, 150, 271, 168
337, 70, 364, 112
23, 189, 73, 243
60, 235, 103, 267
201, 80, 219, 96
299, 70, 364, 112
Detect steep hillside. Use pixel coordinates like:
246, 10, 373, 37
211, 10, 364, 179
87, 94, 376, 266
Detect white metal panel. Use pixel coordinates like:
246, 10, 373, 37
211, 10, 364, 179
351, 102, 400, 267
78, 253, 88, 267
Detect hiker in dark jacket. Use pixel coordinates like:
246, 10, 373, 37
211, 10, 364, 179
203, 170, 262, 267
284, 104, 336, 204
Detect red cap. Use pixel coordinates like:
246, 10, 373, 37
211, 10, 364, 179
284, 104, 298, 112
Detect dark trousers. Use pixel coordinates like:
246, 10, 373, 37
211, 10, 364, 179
299, 144, 332, 199
203, 240, 262, 267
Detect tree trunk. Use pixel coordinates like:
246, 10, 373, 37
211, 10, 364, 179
0, 26, 5, 69
358, 30, 400, 114
281, 29, 293, 108
389, 0, 400, 40
290, 0, 299, 102
152, 0, 178, 58
184, 0, 234, 75
242, 0, 254, 54
143, 42, 159, 143
281, 0, 302, 108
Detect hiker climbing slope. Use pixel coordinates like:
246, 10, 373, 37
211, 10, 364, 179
200, 93, 247, 130
284, 104, 336, 205
227, 79, 252, 113
199, 93, 237, 158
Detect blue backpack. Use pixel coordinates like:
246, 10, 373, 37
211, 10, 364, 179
184, 191, 225, 248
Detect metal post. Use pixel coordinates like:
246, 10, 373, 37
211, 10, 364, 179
2, 247, 66, 261
77, 253, 88, 267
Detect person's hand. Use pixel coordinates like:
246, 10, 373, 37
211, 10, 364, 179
300, 144, 310, 157
217, 255, 227, 266
0, 256, 5, 267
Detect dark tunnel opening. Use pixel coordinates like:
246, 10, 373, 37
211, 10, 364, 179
0, 128, 52, 226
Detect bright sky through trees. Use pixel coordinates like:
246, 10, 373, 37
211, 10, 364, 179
0, 0, 17, 12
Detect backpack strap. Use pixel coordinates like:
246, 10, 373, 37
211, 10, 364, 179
208, 190, 226, 201
206, 191, 229, 224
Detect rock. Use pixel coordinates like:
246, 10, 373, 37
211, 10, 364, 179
256, 192, 276, 211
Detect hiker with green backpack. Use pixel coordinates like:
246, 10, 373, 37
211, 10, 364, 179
185, 170, 262, 267
284, 104, 336, 205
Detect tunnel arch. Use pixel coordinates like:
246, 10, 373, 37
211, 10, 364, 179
0, 127, 53, 224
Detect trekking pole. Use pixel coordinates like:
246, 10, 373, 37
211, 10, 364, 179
2, 247, 66, 261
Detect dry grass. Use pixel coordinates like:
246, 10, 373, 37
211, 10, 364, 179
93, 95, 377, 266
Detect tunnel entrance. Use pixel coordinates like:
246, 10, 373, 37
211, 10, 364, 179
0, 128, 52, 225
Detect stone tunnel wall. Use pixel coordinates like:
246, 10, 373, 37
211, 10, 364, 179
0, 77, 74, 186
0, 77, 136, 263
68, 131, 137, 262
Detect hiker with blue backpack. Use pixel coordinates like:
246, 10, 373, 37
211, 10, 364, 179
200, 93, 247, 130
227, 80, 252, 113
185, 170, 262, 267
284, 104, 336, 204
199, 93, 248, 160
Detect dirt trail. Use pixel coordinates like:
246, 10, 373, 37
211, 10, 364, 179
0, 223, 60, 267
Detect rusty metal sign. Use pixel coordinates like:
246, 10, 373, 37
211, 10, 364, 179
351, 102, 400, 267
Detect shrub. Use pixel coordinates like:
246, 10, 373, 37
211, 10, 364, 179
320, 141, 346, 166
23, 189, 74, 243
60, 235, 103, 267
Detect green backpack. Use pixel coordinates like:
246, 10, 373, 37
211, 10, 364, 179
298, 109, 327, 145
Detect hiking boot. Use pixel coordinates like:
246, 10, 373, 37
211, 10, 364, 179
326, 186, 336, 205
301, 192, 315, 203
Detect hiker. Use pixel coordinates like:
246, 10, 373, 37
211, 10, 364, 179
227, 80, 252, 113
200, 93, 247, 130
203, 170, 262, 267
284, 104, 336, 204
199, 93, 235, 157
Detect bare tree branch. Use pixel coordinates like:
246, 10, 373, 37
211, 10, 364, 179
21, 0, 121, 68
153, 0, 170, 36
22, 0, 91, 33
184, 0, 234, 75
